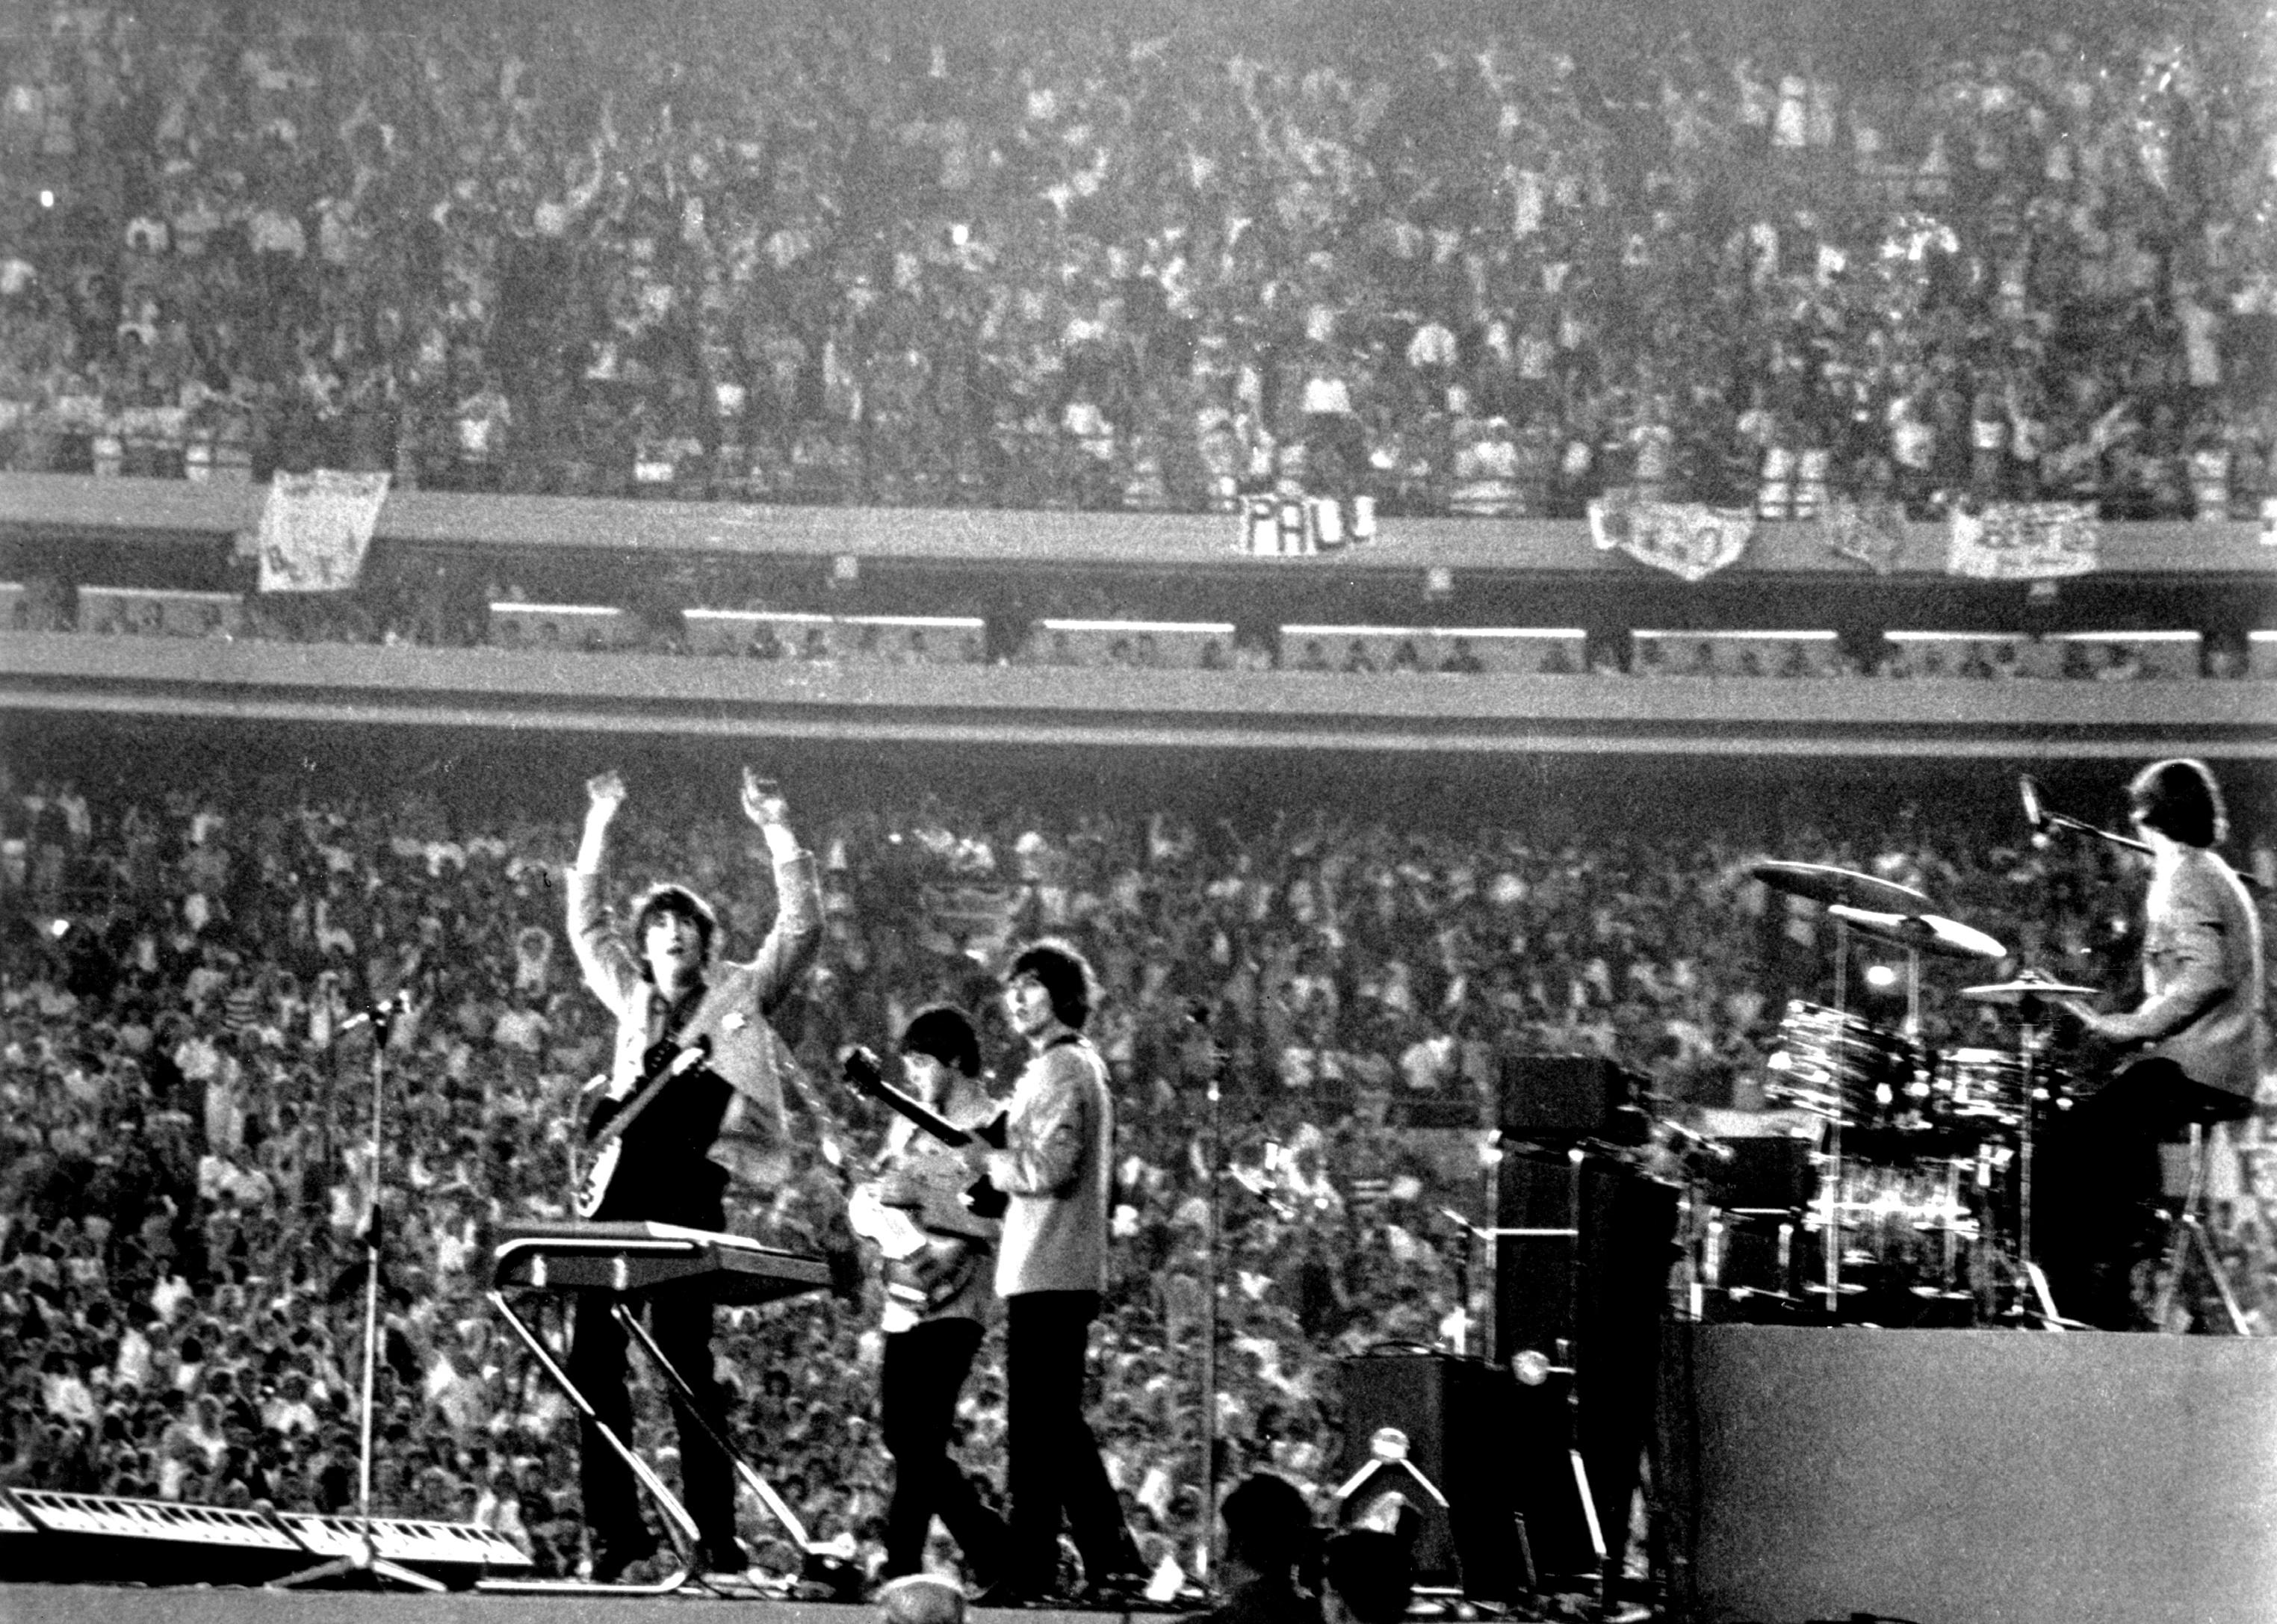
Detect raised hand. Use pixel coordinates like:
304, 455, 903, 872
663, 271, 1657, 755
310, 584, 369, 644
586, 770, 627, 818
740, 766, 787, 829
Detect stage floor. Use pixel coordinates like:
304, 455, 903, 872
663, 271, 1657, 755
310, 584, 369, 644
0, 1589, 1128, 1624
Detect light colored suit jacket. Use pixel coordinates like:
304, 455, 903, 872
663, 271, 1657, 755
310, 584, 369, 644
2101, 846, 2264, 1100
986, 1035, 1112, 1298
567, 850, 823, 1192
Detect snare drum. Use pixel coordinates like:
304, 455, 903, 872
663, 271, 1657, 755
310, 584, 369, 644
1764, 1000, 1924, 1128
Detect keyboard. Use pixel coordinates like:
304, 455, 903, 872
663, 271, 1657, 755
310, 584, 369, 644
490, 1221, 832, 1305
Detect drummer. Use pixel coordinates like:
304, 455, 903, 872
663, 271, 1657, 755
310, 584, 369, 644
2042, 760, 2265, 1330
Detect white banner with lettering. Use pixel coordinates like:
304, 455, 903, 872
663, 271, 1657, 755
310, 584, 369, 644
1587, 488, 1755, 583
255, 469, 392, 592
1946, 500, 2099, 580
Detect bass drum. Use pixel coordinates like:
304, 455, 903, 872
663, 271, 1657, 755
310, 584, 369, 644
1797, 1154, 2006, 1319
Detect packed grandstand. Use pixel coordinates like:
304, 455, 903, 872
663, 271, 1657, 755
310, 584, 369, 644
0, 0, 2271, 517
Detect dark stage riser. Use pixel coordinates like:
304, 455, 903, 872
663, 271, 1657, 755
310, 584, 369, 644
1660, 1326, 2277, 1624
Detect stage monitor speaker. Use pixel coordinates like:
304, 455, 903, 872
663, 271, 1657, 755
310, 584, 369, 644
1336, 1351, 1525, 1600
1494, 1152, 1680, 1586
1498, 1055, 1644, 1144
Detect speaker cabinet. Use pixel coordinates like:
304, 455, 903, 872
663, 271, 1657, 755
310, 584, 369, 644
1499, 1055, 1645, 1143
1335, 1352, 1523, 1599
1494, 1152, 1680, 1584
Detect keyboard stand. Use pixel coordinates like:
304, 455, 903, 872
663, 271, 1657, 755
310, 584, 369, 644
610, 1301, 825, 1591
476, 1288, 696, 1596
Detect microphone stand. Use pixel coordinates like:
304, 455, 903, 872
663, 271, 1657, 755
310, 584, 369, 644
1193, 1004, 1225, 1596
274, 993, 442, 1593
2021, 773, 2267, 894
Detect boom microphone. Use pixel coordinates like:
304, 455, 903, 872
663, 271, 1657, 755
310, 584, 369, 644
2019, 774, 2048, 840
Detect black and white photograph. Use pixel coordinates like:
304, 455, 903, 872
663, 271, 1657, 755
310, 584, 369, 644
1, 0, 2272, 1620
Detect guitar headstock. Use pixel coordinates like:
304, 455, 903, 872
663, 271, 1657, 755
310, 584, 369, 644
841, 1044, 887, 1097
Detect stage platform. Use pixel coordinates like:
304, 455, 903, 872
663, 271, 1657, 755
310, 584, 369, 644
0, 1590, 1124, 1624
10, 1328, 2277, 1624
1661, 1326, 2277, 1624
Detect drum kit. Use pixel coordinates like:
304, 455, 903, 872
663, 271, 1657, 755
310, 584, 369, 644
1693, 861, 2099, 1326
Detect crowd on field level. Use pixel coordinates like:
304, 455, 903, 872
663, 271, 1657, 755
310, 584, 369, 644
1, 0, 2273, 519
3, 763, 2273, 1577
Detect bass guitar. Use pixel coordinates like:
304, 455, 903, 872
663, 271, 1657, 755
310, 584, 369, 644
840, 1046, 1009, 1220
840, 1047, 1012, 1315
574, 1035, 715, 1220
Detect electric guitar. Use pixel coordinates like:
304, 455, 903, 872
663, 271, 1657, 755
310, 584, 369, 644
575, 1035, 715, 1219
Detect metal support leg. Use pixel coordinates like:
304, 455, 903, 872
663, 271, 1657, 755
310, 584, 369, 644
2153, 1126, 2252, 1336
478, 1291, 693, 1595
613, 1302, 818, 1557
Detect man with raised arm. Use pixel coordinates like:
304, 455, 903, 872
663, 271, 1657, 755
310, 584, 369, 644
563, 766, 824, 1582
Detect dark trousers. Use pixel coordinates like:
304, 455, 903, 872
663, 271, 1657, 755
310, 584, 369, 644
2037, 1059, 2252, 1329
569, 1283, 736, 1555
1004, 1290, 1135, 1593
882, 1317, 1007, 1579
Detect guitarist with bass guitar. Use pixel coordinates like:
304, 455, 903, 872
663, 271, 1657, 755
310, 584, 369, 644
842, 1006, 1012, 1589
563, 766, 835, 1584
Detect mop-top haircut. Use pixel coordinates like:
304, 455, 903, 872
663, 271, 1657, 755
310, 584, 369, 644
1006, 937, 1094, 1030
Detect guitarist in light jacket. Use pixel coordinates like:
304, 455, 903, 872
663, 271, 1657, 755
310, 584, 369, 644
964, 940, 1142, 1605
850, 1005, 1011, 1587
563, 766, 823, 1583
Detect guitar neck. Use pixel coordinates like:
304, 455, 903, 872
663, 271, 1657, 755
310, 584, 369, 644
843, 1047, 1006, 1152
596, 1039, 710, 1149
870, 1081, 973, 1148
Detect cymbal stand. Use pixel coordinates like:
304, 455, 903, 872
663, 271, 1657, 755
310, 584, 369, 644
1992, 999, 2063, 1327
1816, 915, 1852, 1318
1894, 944, 1962, 1298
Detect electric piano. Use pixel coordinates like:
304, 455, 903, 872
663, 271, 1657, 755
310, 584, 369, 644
489, 1220, 831, 1305
480, 1221, 833, 1595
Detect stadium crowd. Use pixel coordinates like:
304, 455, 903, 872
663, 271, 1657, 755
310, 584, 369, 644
0, 0, 2273, 518
2, 761, 2272, 1581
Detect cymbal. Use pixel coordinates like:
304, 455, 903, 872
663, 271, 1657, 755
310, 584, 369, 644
1827, 905, 2008, 961
1962, 969, 2101, 1004
1750, 861, 1931, 913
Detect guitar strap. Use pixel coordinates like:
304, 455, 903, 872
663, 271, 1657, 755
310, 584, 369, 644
648, 976, 708, 1054
595, 981, 713, 1148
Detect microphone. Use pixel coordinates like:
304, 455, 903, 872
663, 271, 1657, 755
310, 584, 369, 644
2019, 775, 2052, 849
1661, 1120, 1735, 1162
338, 988, 412, 1033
